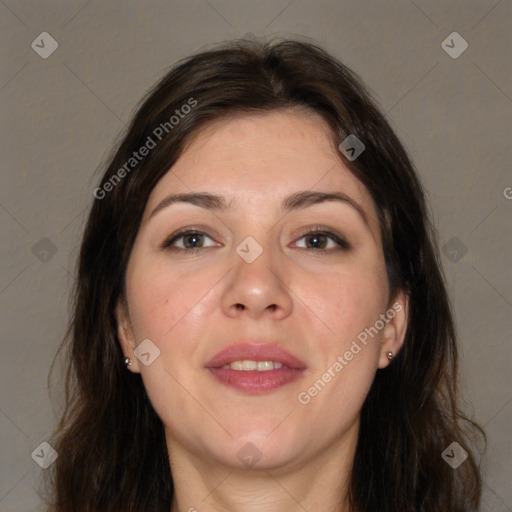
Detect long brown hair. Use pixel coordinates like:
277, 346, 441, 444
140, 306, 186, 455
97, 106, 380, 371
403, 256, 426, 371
45, 38, 485, 511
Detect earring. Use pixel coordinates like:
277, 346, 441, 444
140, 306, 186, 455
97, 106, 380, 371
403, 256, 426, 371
386, 351, 393, 360
124, 357, 132, 367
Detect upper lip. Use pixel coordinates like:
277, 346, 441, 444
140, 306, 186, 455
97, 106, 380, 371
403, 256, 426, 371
205, 342, 307, 369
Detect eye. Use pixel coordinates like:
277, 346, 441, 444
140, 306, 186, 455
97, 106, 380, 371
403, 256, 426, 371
292, 228, 350, 252
161, 229, 219, 251
161, 226, 349, 253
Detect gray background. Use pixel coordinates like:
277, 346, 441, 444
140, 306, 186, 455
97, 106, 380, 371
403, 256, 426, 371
1, 0, 510, 510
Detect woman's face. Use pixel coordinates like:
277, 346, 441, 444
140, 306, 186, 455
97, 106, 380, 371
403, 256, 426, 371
117, 109, 406, 471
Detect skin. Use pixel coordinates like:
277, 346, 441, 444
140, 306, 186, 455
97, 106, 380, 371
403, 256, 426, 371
116, 109, 408, 512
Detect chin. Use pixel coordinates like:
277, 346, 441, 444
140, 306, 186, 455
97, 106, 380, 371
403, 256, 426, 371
213, 430, 302, 471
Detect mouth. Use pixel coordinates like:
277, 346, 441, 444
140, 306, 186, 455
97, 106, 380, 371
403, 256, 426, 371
204, 342, 307, 394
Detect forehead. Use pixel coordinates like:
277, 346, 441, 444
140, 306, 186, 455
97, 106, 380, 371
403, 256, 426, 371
143, 110, 378, 230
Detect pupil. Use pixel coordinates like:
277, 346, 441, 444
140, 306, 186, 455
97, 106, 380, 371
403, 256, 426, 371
308, 234, 324, 249
186, 234, 201, 248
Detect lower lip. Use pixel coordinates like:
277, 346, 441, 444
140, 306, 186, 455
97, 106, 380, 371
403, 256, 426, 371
206, 367, 305, 394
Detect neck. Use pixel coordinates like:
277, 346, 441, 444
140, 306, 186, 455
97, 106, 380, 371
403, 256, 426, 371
167, 420, 358, 512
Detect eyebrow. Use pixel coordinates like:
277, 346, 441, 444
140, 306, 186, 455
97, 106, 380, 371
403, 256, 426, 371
148, 190, 369, 227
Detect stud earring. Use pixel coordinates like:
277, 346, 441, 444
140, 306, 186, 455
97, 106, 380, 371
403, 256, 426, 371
386, 351, 393, 360
124, 357, 132, 367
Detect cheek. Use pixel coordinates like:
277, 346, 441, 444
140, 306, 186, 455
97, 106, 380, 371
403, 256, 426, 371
292, 256, 388, 426
296, 257, 388, 350
294, 273, 385, 430
126, 259, 214, 343
125, 262, 217, 426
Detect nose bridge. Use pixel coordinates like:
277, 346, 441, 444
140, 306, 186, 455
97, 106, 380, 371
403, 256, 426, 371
231, 202, 280, 266
220, 227, 293, 318
233, 231, 281, 289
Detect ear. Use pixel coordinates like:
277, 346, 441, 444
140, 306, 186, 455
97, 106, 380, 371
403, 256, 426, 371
115, 298, 141, 373
378, 290, 409, 369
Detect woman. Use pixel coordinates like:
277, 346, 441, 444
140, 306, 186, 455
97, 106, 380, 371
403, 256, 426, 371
46, 38, 485, 511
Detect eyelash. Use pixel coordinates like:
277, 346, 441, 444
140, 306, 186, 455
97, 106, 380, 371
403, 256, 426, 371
161, 226, 350, 253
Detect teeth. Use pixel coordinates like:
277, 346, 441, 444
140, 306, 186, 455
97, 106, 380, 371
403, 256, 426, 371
221, 360, 284, 371
242, 360, 258, 371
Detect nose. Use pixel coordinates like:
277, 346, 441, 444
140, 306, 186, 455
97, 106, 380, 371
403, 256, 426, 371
220, 238, 293, 321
